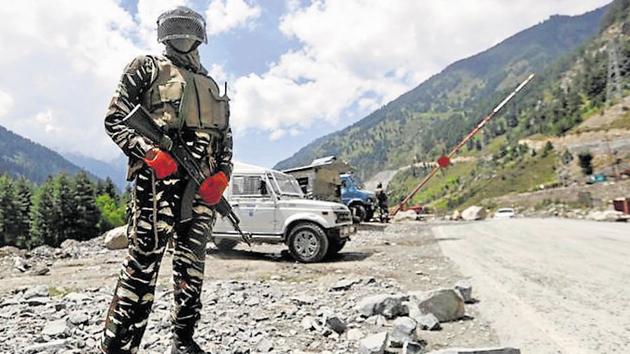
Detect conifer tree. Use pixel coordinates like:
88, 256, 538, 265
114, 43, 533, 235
13, 177, 32, 248
53, 173, 75, 246
73, 172, 100, 241
0, 175, 14, 246
30, 177, 56, 248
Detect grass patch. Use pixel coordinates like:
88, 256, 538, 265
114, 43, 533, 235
388, 151, 558, 213
608, 110, 630, 130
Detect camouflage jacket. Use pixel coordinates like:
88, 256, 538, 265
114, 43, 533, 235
104, 55, 233, 181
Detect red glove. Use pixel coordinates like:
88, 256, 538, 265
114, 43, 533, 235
143, 148, 177, 179
199, 171, 228, 205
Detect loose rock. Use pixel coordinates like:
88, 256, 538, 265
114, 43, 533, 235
42, 319, 69, 337
416, 313, 441, 331
356, 293, 408, 318
325, 316, 347, 334
103, 226, 128, 250
410, 289, 465, 322
390, 316, 418, 348
358, 332, 388, 354
426, 348, 521, 354
455, 280, 474, 303
403, 341, 427, 354
461, 206, 486, 221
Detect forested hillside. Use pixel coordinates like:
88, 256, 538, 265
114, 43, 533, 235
0, 124, 85, 184
387, 0, 630, 210
274, 4, 610, 179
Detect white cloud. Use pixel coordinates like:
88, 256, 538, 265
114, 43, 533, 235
205, 0, 262, 36
229, 0, 611, 139
34, 109, 59, 134
269, 129, 286, 141
0, 0, 147, 158
0, 0, 613, 163
0, 90, 13, 118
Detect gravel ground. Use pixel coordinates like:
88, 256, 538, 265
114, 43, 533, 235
0, 221, 499, 353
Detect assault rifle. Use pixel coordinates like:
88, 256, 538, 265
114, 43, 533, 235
122, 105, 252, 246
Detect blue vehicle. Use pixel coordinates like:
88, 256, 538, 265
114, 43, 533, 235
340, 173, 376, 222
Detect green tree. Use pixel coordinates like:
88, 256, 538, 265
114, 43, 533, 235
52, 173, 75, 246
96, 177, 119, 202
0, 175, 16, 246
96, 194, 126, 231
73, 172, 100, 240
30, 177, 57, 248
13, 177, 33, 248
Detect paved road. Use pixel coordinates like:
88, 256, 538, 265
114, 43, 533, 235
434, 218, 630, 354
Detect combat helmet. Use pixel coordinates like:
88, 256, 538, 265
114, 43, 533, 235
157, 6, 207, 44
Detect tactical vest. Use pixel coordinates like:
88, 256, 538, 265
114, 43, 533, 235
142, 56, 229, 132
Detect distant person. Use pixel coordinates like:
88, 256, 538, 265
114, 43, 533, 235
375, 182, 389, 223
100, 6, 232, 354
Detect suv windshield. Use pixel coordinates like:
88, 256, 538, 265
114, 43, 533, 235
272, 172, 304, 198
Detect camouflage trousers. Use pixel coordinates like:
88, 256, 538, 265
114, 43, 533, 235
100, 167, 215, 354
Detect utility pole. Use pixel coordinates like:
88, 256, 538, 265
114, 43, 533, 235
606, 36, 624, 106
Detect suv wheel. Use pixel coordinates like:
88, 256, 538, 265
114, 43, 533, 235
350, 204, 366, 223
213, 239, 239, 251
287, 222, 329, 263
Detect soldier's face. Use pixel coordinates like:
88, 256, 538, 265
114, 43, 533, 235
167, 38, 200, 53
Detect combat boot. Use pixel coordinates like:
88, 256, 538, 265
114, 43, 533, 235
171, 334, 207, 354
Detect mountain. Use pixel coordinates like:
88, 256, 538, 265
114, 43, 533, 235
0, 124, 85, 184
371, 0, 630, 210
273, 4, 610, 179
62, 152, 128, 190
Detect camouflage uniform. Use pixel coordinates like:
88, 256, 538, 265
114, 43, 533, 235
100, 50, 233, 353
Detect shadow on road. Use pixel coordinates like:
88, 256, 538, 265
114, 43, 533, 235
434, 237, 461, 242
357, 222, 389, 232
207, 248, 373, 263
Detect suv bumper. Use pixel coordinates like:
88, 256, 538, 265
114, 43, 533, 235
328, 224, 357, 241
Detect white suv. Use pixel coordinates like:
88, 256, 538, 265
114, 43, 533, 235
212, 162, 356, 263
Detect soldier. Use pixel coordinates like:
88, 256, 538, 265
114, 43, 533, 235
100, 6, 232, 354
375, 182, 389, 223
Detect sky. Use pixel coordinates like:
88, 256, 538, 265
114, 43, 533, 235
0, 0, 613, 168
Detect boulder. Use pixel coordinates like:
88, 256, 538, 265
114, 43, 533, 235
426, 348, 520, 354
358, 332, 388, 354
587, 210, 624, 222
356, 293, 409, 318
393, 210, 418, 222
461, 206, 486, 221
390, 317, 418, 348
452, 210, 461, 221
409, 289, 465, 322
103, 226, 128, 250
454, 280, 473, 303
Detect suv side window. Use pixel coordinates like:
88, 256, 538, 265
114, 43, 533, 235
232, 175, 268, 197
